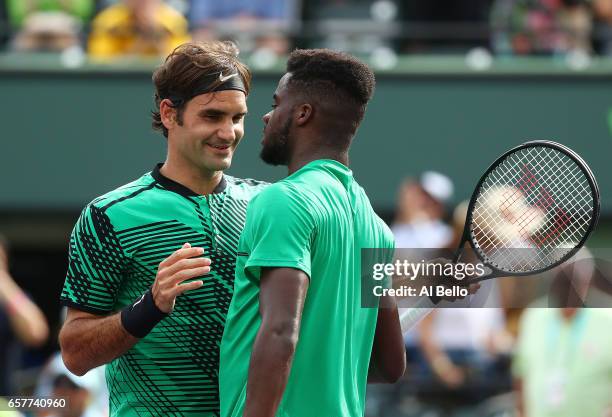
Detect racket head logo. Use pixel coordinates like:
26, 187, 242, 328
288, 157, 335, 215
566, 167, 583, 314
459, 140, 599, 279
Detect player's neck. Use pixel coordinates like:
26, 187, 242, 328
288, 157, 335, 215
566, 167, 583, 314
160, 158, 223, 196
287, 148, 349, 175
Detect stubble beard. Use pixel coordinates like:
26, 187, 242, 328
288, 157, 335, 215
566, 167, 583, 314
260, 118, 292, 166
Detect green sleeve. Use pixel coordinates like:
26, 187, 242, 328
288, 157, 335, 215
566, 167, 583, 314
60, 204, 128, 314
242, 183, 315, 282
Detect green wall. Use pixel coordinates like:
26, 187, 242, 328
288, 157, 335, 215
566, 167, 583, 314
1, 56, 610, 214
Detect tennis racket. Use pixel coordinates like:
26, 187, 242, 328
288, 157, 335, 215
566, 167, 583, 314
399, 140, 600, 333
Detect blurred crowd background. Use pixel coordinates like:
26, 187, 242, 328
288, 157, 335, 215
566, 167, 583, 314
1, 1, 612, 417
2, 0, 612, 60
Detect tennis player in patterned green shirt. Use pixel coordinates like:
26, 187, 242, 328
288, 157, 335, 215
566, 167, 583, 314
219, 49, 407, 417
59, 41, 266, 417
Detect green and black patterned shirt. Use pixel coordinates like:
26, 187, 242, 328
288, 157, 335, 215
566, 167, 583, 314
60, 164, 267, 417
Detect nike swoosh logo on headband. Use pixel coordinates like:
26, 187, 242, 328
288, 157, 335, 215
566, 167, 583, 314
219, 72, 238, 82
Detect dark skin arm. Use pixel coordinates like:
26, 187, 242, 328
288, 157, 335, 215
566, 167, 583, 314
243, 267, 309, 417
368, 259, 477, 384
368, 290, 406, 383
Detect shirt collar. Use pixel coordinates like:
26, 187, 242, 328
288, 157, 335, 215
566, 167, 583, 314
151, 163, 227, 197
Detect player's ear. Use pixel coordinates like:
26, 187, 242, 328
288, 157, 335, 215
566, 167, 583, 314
160, 99, 178, 130
295, 103, 313, 126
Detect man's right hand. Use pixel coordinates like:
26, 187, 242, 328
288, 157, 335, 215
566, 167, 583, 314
152, 243, 211, 313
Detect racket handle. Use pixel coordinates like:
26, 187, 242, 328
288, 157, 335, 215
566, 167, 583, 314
399, 296, 436, 334
452, 237, 468, 264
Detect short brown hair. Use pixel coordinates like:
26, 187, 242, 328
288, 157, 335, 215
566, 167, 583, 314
151, 41, 252, 138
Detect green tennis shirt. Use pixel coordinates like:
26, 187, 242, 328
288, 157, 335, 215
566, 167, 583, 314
60, 164, 267, 417
219, 159, 395, 417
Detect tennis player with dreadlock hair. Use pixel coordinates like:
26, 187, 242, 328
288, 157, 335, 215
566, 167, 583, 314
219, 49, 406, 417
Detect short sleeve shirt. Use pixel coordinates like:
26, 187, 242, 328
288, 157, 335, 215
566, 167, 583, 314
219, 159, 395, 417
60, 164, 267, 417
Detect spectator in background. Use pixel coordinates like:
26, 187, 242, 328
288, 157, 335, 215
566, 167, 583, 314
88, 0, 190, 59
49, 375, 96, 417
490, 0, 593, 55
6, 0, 94, 51
0, 0, 10, 49
592, 0, 612, 54
189, 0, 296, 55
0, 235, 49, 395
399, 0, 493, 52
36, 351, 108, 417
369, 171, 454, 416
408, 202, 513, 415
513, 251, 612, 417
392, 171, 454, 249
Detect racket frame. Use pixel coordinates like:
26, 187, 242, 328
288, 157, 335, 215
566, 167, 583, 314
455, 140, 600, 282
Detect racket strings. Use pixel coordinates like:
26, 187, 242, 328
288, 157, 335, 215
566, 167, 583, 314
520, 150, 591, 244
476, 150, 590, 270
521, 149, 592, 248
470, 146, 595, 273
